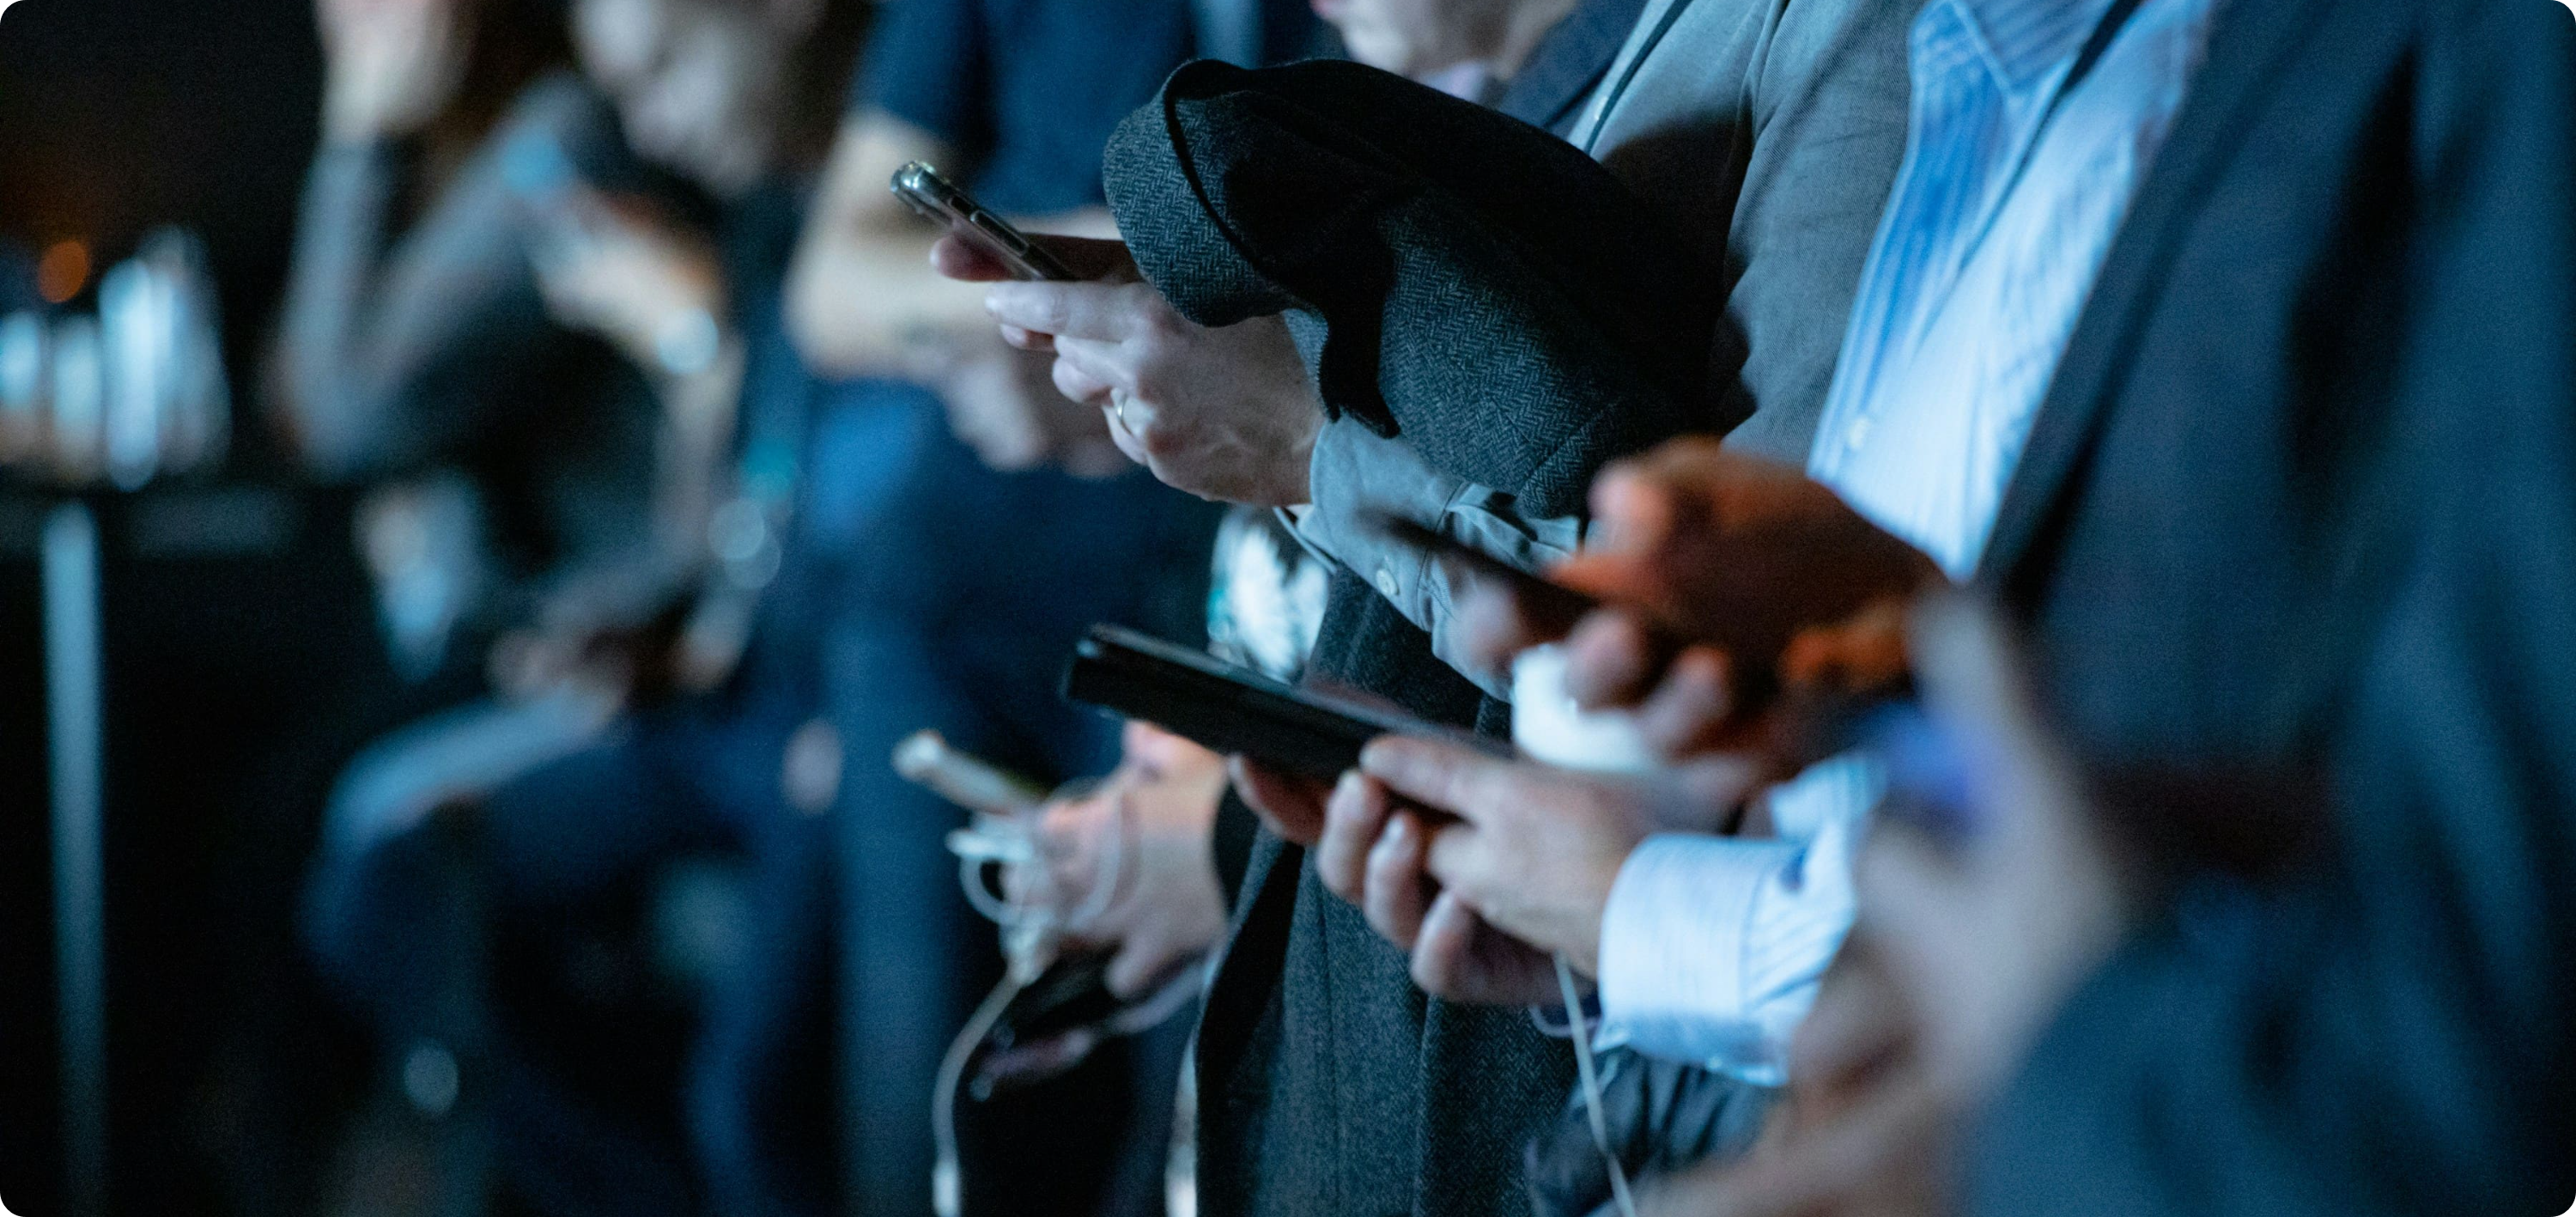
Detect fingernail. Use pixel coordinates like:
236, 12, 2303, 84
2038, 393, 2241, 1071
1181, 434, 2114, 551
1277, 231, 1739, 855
1328, 772, 1362, 818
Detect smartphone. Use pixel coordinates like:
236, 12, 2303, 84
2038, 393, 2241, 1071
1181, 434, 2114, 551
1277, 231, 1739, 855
1062, 624, 1447, 778
892, 729, 1050, 818
1357, 509, 1601, 630
891, 161, 1078, 282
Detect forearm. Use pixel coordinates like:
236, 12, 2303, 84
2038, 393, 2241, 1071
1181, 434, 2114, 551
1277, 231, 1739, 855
275, 143, 410, 477
277, 137, 554, 478
785, 116, 995, 376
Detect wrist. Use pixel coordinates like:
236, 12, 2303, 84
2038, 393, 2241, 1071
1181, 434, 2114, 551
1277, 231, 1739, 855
1276, 397, 1326, 506
1279, 426, 1318, 506
321, 100, 392, 148
1564, 837, 1640, 975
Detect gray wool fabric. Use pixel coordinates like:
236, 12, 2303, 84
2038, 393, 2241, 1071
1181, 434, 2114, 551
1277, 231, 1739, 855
1103, 58, 1724, 520
1121, 3, 1921, 1214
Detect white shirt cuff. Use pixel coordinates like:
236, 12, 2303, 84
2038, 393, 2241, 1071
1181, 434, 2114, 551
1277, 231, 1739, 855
1595, 833, 1807, 1080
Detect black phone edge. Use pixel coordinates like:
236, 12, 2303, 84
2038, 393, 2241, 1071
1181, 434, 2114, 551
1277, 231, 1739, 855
1060, 624, 1420, 779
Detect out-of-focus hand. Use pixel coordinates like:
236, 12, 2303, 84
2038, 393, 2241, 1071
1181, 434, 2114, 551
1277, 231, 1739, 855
528, 190, 728, 377
1355, 736, 1758, 974
939, 233, 1326, 506
1228, 756, 1334, 846
1455, 574, 1752, 760
1026, 722, 1230, 998
1548, 439, 1938, 655
1848, 595, 2129, 1101
933, 336, 1127, 477
319, 0, 467, 143
1546, 439, 1934, 723
1442, 439, 1931, 763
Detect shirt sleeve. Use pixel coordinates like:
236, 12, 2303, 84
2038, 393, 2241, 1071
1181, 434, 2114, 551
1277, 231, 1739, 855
275, 133, 563, 479
1291, 417, 1585, 697
1592, 754, 1884, 1084
858, 0, 990, 154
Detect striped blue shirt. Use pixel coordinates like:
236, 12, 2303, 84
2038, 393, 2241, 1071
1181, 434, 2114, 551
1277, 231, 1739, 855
1594, 0, 2221, 1082
1810, 0, 2222, 575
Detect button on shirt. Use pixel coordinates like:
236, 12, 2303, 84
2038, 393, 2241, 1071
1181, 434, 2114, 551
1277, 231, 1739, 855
1593, 0, 2221, 1082
1292, 419, 1587, 698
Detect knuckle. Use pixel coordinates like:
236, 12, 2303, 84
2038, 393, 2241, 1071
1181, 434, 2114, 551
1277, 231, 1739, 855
1140, 422, 1193, 461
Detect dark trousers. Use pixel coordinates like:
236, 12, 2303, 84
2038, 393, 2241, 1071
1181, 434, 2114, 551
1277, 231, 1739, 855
304, 681, 835, 1217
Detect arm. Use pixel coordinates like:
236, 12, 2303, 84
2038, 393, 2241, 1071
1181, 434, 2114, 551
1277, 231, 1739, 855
784, 113, 1000, 377
784, 0, 1118, 378
274, 81, 599, 478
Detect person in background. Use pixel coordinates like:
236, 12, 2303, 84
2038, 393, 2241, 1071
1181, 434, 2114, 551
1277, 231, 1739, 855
781, 0, 1325, 1209
300, 0, 872, 1211
276, 0, 698, 691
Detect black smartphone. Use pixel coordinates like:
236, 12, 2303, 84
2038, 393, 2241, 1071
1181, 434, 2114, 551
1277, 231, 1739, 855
1062, 624, 1443, 778
890, 161, 1078, 282
1356, 509, 1601, 629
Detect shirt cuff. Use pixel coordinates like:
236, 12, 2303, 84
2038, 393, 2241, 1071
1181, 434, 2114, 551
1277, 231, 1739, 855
1294, 420, 1589, 697
1293, 417, 1455, 626
1595, 833, 1808, 1079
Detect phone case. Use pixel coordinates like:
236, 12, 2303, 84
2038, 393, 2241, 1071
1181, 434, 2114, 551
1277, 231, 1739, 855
1060, 624, 1437, 778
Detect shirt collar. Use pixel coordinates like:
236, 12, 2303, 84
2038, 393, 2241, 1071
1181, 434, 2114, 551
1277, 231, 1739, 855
1946, 0, 2123, 91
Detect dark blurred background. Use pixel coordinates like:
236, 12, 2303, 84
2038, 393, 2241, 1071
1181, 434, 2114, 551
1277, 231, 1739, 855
3, 1, 420, 1211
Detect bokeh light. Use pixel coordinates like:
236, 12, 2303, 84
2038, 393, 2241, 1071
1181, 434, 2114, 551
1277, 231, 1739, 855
38, 238, 91, 304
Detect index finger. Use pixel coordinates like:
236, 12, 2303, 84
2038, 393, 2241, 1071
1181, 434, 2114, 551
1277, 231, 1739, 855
1357, 735, 1514, 824
986, 281, 1139, 343
931, 233, 1017, 283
